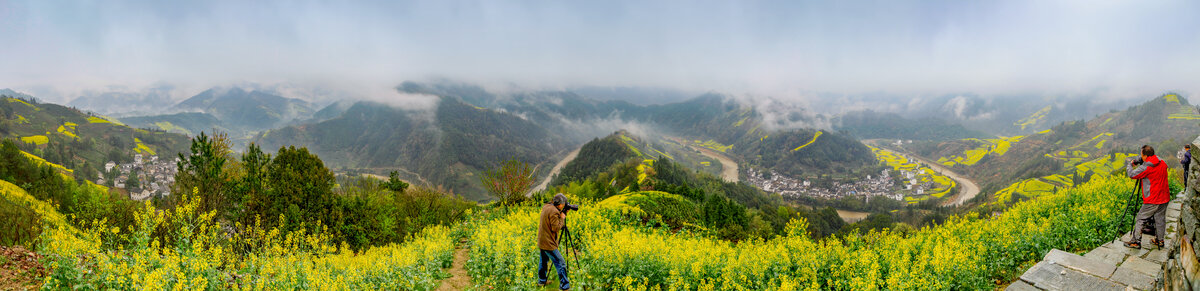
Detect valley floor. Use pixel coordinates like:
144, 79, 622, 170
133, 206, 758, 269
867, 140, 982, 206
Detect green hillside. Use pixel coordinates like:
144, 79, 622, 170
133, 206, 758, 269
0, 94, 191, 182
908, 93, 1200, 204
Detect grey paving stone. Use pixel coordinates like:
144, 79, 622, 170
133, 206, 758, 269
1020, 261, 1058, 286
1169, 203, 1181, 211
1023, 262, 1125, 291
1121, 256, 1161, 276
1144, 249, 1169, 264
1044, 249, 1117, 278
1100, 241, 1118, 250
1085, 246, 1128, 266
1005, 279, 1041, 291
1111, 266, 1155, 290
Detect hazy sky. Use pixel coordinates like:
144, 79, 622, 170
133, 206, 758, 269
2, 0, 1199, 102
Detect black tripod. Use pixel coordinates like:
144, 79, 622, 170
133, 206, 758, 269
1115, 181, 1142, 240
557, 218, 583, 270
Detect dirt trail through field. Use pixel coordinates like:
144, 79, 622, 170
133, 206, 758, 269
436, 245, 472, 291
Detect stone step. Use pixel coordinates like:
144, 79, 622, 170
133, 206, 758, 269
1044, 249, 1117, 278
1004, 280, 1039, 291
1085, 246, 1128, 266
1110, 267, 1155, 290
1144, 249, 1169, 264
1119, 256, 1160, 276
1018, 261, 1125, 291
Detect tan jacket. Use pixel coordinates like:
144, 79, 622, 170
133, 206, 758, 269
537, 204, 564, 250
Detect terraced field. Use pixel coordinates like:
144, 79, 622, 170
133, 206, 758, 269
870, 146, 957, 203
1045, 132, 1113, 167
1014, 105, 1052, 130
692, 139, 733, 153
994, 153, 1136, 204
19, 135, 48, 146
1164, 93, 1200, 120
937, 135, 1025, 167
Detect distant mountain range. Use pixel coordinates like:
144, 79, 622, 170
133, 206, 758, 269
67, 84, 180, 116
173, 87, 314, 130
115, 87, 317, 147
255, 82, 879, 200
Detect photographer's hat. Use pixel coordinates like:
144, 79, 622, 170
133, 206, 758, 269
553, 193, 569, 206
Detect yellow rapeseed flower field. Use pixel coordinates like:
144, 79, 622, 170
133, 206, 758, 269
471, 174, 1137, 290
33, 188, 457, 290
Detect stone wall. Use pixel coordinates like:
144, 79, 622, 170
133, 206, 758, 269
1164, 137, 1200, 290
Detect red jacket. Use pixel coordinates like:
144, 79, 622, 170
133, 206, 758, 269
1127, 155, 1170, 204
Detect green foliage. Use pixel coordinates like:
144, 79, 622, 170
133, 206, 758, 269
649, 156, 701, 196
168, 135, 474, 252
0, 196, 40, 247
599, 191, 699, 229
125, 168, 140, 189
382, 171, 410, 193
551, 135, 635, 186
838, 213, 895, 236
480, 158, 534, 210
172, 132, 234, 221
260, 145, 338, 232
333, 181, 474, 251
702, 194, 747, 239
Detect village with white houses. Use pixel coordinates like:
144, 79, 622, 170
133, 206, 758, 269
95, 154, 180, 201
745, 165, 940, 202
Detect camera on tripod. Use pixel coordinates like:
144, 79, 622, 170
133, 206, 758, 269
562, 203, 580, 214
557, 202, 582, 269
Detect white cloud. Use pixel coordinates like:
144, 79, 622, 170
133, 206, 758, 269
2, 0, 1199, 104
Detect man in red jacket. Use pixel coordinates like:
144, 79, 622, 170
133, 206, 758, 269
1125, 145, 1171, 249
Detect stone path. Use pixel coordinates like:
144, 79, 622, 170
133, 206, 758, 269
1008, 194, 1183, 290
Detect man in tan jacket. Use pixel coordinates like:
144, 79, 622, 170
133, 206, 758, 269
537, 193, 570, 290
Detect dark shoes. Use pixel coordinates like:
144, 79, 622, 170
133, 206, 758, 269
1124, 240, 1141, 249
1126, 239, 1166, 249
